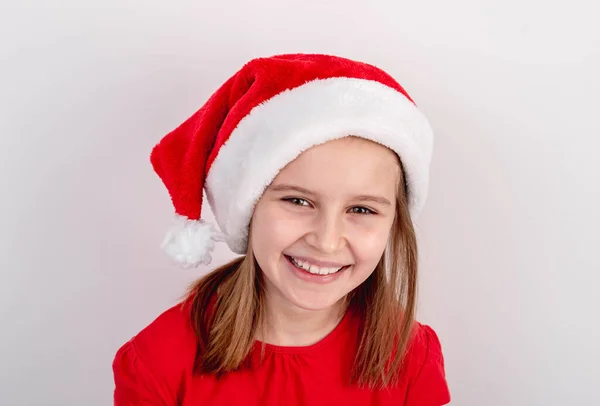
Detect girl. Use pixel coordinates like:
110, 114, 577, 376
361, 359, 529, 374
113, 53, 451, 405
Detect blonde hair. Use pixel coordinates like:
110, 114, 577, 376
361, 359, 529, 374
186, 160, 418, 389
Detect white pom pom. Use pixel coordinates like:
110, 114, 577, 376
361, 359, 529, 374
161, 215, 226, 268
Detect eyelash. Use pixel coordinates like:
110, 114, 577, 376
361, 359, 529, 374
282, 197, 376, 215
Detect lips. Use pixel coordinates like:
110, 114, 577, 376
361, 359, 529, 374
284, 255, 350, 276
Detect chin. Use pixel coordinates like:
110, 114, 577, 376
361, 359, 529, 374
283, 282, 348, 312
289, 296, 342, 312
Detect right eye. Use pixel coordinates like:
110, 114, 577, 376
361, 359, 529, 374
283, 197, 311, 207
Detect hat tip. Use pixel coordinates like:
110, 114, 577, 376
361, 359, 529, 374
161, 215, 226, 268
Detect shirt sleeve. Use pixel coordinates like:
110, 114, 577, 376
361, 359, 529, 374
404, 325, 451, 406
112, 339, 174, 406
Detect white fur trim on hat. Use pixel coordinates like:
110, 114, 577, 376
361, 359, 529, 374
205, 77, 433, 255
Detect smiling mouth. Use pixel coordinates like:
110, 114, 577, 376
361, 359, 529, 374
284, 255, 350, 276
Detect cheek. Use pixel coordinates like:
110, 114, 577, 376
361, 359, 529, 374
349, 221, 392, 263
250, 203, 302, 255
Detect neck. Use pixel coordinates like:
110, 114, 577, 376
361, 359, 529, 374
258, 294, 347, 347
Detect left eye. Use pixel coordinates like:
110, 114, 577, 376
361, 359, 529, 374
349, 206, 375, 215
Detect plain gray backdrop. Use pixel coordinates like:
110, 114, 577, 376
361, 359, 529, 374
1, 0, 599, 404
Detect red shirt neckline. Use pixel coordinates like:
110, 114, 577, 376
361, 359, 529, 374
252, 307, 355, 355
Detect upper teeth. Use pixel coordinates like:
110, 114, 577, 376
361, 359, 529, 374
290, 256, 343, 275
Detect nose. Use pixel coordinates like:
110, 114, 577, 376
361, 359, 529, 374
305, 210, 346, 254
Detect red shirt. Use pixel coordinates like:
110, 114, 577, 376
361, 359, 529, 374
112, 299, 450, 405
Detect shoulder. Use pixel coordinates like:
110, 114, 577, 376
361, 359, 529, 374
134, 297, 197, 357
402, 322, 451, 405
112, 297, 198, 404
404, 322, 446, 373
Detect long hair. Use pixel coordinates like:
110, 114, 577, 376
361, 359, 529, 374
186, 161, 418, 389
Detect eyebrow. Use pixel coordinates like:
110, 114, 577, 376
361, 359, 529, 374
268, 183, 392, 206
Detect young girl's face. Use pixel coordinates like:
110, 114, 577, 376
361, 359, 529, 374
250, 137, 400, 312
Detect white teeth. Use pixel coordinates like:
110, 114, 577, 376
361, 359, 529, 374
290, 256, 343, 275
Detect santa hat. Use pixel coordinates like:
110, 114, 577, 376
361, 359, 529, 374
150, 53, 433, 268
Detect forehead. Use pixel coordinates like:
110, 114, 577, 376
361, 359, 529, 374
273, 137, 400, 195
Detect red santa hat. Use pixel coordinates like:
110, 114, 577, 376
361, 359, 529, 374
150, 53, 433, 268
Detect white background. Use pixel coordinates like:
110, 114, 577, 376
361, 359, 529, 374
1, 1, 599, 405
